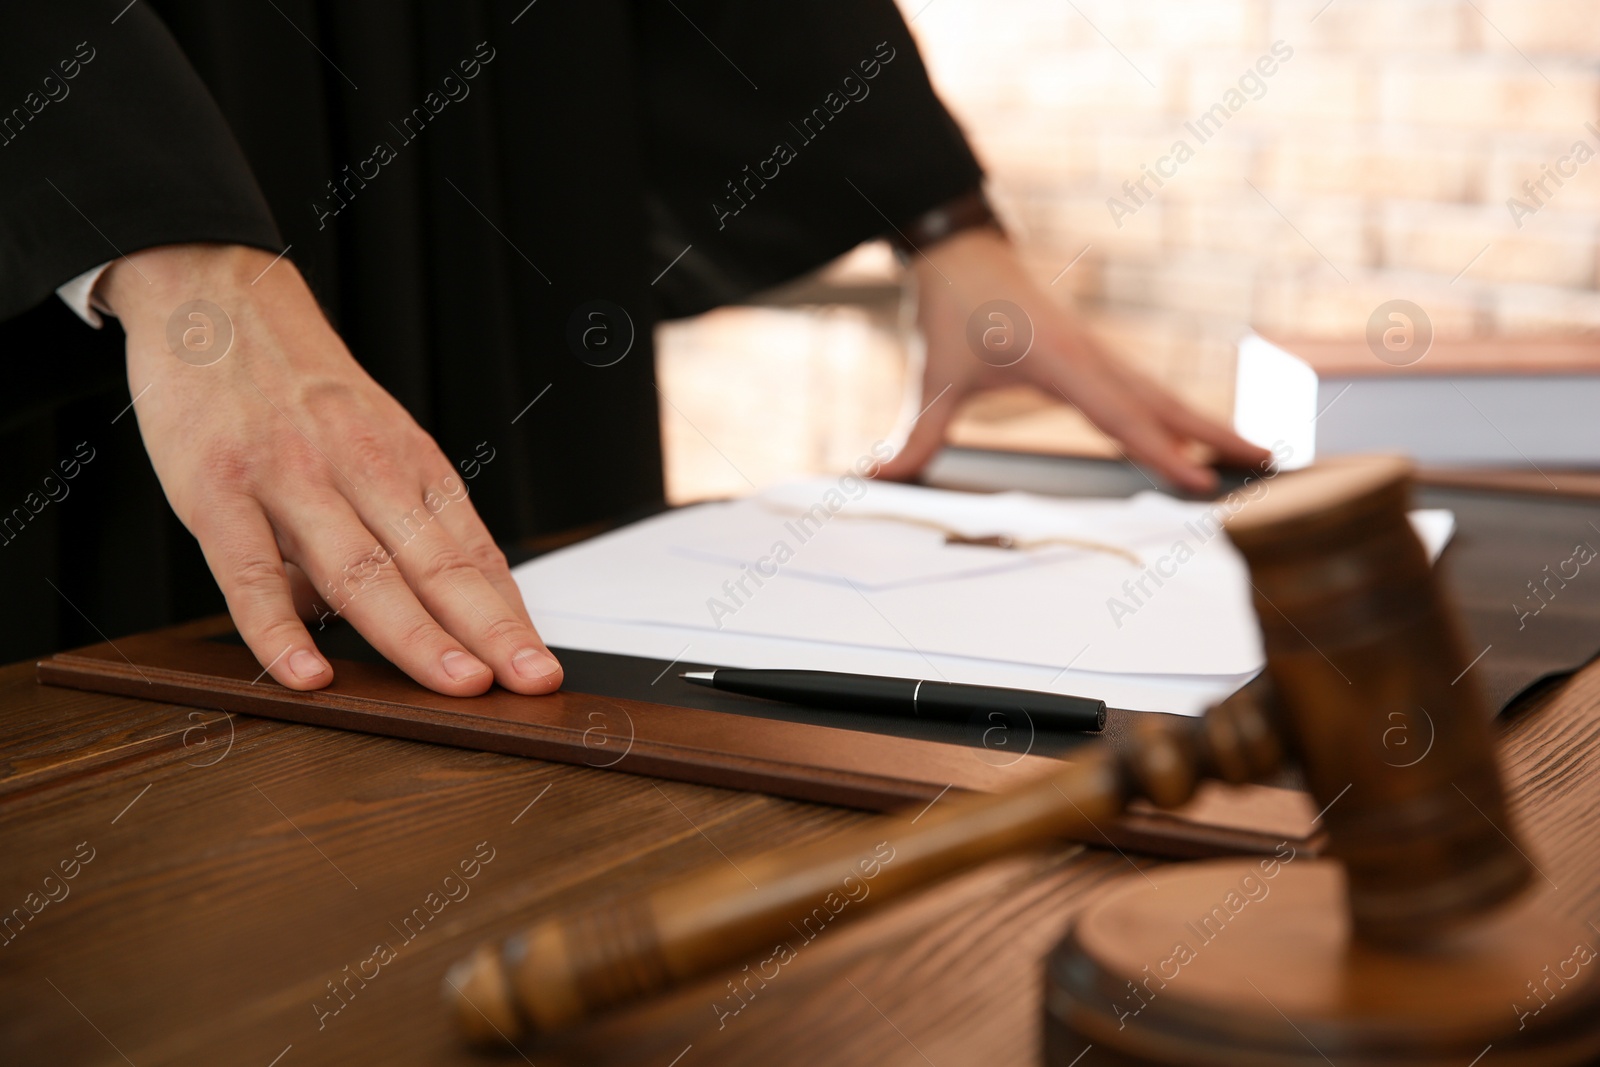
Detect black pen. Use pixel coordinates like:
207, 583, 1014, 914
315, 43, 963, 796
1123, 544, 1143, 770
680, 669, 1106, 733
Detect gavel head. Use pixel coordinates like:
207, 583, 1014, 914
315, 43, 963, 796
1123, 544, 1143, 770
1223, 454, 1531, 945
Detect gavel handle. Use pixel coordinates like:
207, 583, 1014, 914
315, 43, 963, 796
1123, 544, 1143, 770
445, 748, 1127, 1042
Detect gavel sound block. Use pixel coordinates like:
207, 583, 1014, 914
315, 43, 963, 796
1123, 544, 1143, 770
1043, 456, 1600, 1064
443, 457, 1600, 1064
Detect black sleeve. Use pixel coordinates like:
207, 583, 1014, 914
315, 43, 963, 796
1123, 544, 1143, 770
636, 0, 985, 317
0, 1, 282, 323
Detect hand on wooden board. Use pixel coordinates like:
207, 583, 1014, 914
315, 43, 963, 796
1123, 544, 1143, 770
102, 243, 563, 696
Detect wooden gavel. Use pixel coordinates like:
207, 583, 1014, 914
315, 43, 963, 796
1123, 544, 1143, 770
443, 455, 1531, 1045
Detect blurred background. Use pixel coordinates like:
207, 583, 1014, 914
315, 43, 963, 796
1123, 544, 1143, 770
656, 0, 1600, 503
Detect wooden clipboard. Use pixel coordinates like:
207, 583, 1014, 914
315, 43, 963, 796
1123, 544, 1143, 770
35, 614, 1321, 859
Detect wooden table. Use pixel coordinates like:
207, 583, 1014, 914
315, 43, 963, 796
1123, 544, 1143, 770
4, 636, 1600, 1066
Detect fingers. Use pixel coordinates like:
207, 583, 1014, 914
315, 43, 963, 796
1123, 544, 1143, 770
279, 493, 499, 697
284, 562, 327, 623
1158, 400, 1274, 470
876, 379, 963, 482
1110, 414, 1217, 494
1039, 331, 1269, 491
1109, 362, 1273, 470
191, 498, 333, 691
366, 485, 562, 695
1061, 372, 1220, 493
430, 485, 536, 631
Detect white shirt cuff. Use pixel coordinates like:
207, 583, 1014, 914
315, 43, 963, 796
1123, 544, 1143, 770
57, 261, 115, 328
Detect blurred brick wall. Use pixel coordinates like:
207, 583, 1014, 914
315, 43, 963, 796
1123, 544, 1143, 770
657, 294, 910, 502
659, 1, 1600, 501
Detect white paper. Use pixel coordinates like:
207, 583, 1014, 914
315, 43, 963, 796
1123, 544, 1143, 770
515, 479, 1454, 716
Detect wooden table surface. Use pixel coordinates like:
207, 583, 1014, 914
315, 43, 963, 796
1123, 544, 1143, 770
3, 639, 1600, 1067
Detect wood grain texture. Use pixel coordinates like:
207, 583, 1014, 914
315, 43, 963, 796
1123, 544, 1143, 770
9, 464, 1600, 1066
1049, 861, 1600, 1064
3, 628, 1599, 1066
36, 616, 1058, 812
35, 617, 1321, 860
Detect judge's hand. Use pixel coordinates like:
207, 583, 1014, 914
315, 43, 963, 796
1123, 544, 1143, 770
879, 228, 1270, 492
101, 243, 563, 697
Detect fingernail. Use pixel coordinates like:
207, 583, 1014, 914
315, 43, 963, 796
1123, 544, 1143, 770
441, 650, 488, 680
290, 649, 328, 680
513, 647, 559, 681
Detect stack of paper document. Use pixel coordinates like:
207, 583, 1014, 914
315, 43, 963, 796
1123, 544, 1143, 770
513, 479, 1454, 716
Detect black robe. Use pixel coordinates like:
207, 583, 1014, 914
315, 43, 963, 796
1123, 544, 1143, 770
0, 0, 983, 663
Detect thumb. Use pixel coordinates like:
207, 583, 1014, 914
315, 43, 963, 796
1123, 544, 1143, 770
876, 382, 961, 482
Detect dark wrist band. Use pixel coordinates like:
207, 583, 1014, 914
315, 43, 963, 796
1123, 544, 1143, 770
888, 188, 1004, 258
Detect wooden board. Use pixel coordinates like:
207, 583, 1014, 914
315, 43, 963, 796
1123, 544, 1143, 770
35, 615, 1318, 859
